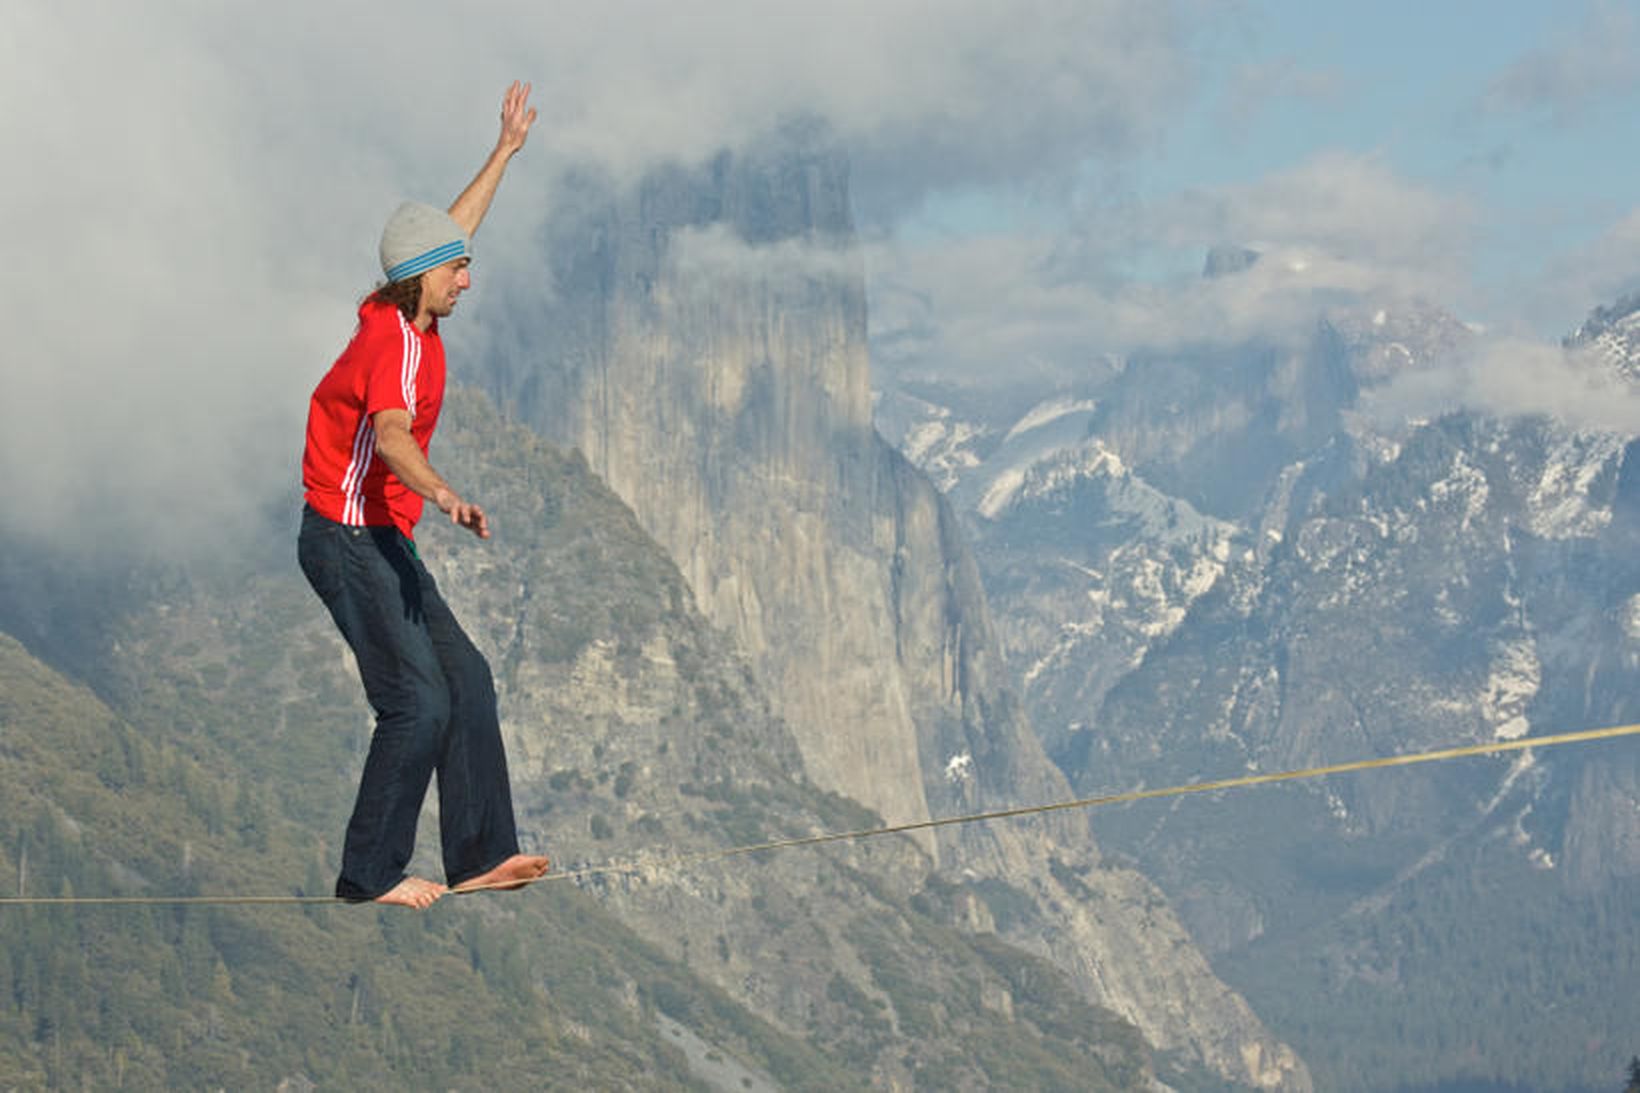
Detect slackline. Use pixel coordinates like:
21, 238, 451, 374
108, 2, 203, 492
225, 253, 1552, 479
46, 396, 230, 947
3, 721, 1636, 907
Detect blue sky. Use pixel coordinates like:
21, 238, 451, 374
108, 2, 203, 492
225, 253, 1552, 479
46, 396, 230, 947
1201, 2, 1638, 321
902, 2, 1640, 339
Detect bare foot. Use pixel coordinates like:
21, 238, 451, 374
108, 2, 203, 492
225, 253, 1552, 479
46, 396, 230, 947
452, 854, 551, 894
373, 876, 448, 910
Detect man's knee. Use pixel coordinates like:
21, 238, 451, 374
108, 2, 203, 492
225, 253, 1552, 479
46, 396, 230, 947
379, 672, 452, 747
451, 644, 496, 707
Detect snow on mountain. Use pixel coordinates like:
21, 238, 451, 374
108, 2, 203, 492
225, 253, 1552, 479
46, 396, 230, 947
1327, 303, 1473, 385
1003, 396, 1099, 443
976, 436, 1124, 520
965, 396, 1105, 512
875, 277, 1640, 1091
1479, 637, 1541, 741
1567, 292, 1640, 382
1517, 430, 1623, 538
959, 428, 1245, 756
902, 413, 988, 493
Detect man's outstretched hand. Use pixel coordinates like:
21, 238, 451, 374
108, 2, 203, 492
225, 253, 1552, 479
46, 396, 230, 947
497, 80, 537, 157
434, 487, 490, 539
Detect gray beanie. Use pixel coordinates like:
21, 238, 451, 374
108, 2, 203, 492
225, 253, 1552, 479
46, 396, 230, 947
379, 201, 470, 282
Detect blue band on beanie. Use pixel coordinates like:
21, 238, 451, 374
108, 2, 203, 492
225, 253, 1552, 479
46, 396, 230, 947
386, 239, 469, 283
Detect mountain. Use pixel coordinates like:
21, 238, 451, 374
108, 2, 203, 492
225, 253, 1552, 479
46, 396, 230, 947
1568, 291, 1640, 383
0, 626, 845, 1090
0, 390, 1189, 1090
883, 272, 1640, 1091
467, 129, 1307, 1088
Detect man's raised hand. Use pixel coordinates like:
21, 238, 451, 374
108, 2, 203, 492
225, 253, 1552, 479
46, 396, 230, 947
498, 80, 537, 157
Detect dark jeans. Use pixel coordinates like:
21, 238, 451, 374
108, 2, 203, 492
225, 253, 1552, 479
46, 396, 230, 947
298, 506, 519, 900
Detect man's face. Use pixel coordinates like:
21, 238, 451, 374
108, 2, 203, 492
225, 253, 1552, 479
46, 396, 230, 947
419, 257, 472, 320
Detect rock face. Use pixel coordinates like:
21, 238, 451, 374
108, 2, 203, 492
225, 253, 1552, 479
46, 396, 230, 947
417, 400, 1165, 1089
467, 133, 1308, 1087
883, 281, 1640, 1090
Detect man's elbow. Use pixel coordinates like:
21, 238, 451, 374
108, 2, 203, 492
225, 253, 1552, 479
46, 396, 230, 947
372, 411, 414, 447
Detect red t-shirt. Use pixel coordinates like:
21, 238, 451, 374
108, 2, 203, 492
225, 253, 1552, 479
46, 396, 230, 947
302, 300, 446, 538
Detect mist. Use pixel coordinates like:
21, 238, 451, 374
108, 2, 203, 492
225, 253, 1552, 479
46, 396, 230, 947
1365, 336, 1640, 436
1, 0, 1197, 558
3, 1, 1637, 560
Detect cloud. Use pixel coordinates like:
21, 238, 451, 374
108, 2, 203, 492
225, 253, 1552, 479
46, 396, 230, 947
8, 1, 1624, 560
0, 0, 1198, 555
873, 194, 1640, 443
1365, 336, 1640, 436
1151, 153, 1474, 287
872, 153, 1478, 381
221, 1, 1195, 216
669, 224, 865, 288
0, 4, 356, 555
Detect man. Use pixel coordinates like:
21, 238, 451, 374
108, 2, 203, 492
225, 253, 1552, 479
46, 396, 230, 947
298, 82, 550, 910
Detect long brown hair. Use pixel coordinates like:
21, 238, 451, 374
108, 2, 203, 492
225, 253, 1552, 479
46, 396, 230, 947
367, 274, 423, 322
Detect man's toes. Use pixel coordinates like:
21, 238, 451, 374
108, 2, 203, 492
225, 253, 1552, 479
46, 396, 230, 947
376, 876, 447, 910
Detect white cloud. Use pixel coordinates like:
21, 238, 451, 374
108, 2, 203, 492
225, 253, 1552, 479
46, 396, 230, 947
4, 1, 1632, 558
1365, 336, 1640, 436
1154, 153, 1473, 286
0, 0, 1196, 553
669, 224, 865, 288
873, 153, 1478, 381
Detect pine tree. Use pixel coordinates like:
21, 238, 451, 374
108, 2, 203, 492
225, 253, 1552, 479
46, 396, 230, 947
1625, 1055, 1640, 1093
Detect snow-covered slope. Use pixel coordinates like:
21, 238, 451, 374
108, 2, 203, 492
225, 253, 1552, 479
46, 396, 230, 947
876, 281, 1640, 1091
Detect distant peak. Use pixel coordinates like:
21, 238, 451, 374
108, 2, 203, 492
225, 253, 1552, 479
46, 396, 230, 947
1566, 291, 1640, 349
1202, 245, 1261, 279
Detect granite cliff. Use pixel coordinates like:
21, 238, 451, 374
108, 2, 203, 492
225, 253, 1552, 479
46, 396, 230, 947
466, 129, 1307, 1088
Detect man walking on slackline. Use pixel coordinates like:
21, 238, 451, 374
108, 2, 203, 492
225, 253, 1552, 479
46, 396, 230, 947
298, 81, 550, 909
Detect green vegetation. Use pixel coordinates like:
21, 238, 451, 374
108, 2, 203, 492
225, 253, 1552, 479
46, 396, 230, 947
840, 914, 1150, 1091
1218, 836, 1640, 1092
0, 633, 740, 1089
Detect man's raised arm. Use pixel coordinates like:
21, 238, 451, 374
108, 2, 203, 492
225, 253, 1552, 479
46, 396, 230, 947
448, 80, 537, 238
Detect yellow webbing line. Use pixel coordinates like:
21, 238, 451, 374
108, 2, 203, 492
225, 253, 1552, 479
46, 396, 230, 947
6, 722, 1637, 905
